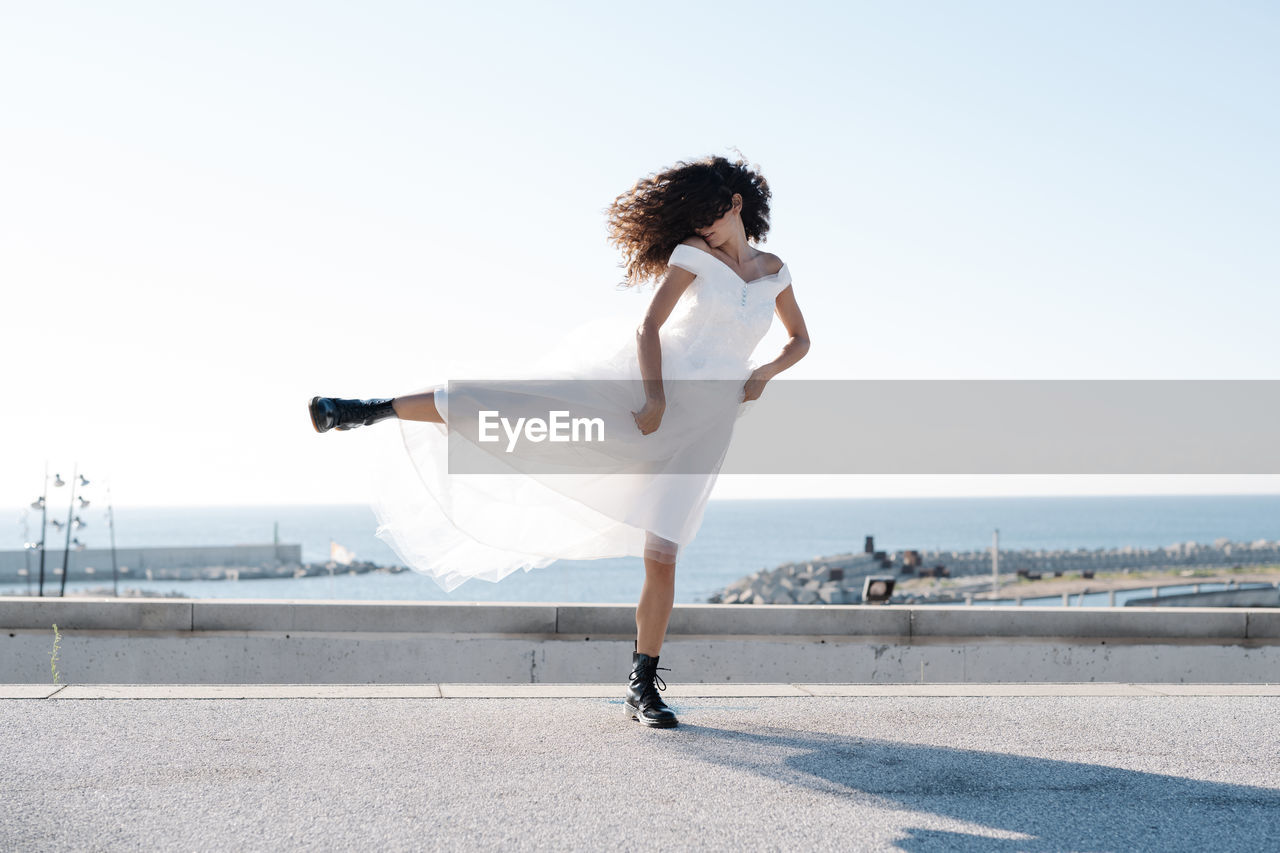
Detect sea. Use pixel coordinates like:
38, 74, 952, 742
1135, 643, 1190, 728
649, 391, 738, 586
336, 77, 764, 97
6, 494, 1280, 604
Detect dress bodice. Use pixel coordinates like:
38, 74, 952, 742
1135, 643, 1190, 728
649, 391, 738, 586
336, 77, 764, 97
658, 243, 792, 378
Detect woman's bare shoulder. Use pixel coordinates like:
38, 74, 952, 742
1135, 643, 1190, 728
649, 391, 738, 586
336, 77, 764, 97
759, 249, 785, 275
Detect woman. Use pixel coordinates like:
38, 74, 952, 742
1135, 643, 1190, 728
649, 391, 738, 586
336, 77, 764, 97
309, 154, 810, 728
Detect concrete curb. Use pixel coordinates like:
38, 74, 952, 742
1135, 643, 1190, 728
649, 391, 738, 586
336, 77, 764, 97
4, 682, 1279, 700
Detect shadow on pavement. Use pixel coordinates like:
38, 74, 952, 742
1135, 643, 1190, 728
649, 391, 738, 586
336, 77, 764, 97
663, 723, 1280, 852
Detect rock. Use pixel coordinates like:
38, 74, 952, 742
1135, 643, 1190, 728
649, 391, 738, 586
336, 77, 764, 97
795, 587, 819, 605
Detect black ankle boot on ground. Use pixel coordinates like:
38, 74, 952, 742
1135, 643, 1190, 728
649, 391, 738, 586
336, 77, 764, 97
625, 647, 678, 728
309, 397, 399, 433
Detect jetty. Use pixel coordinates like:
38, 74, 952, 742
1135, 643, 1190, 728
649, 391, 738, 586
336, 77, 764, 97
0, 543, 402, 586
710, 537, 1280, 605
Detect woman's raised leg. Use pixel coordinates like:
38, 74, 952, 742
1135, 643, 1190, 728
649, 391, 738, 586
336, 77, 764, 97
391, 387, 446, 424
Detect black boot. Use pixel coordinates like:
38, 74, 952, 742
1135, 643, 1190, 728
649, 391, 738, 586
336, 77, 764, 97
309, 396, 399, 433
625, 647, 678, 728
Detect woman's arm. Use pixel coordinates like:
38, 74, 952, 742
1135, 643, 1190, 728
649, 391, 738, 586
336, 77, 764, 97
632, 264, 696, 434
743, 285, 810, 401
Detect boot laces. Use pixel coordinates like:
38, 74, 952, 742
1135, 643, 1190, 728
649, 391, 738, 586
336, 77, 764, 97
630, 663, 670, 700
334, 398, 388, 428
333, 398, 366, 426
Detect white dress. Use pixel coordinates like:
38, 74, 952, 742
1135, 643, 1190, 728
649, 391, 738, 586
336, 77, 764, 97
368, 243, 793, 592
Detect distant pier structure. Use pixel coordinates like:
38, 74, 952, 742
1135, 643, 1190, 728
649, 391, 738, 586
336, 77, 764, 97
0, 543, 303, 584
712, 536, 1280, 605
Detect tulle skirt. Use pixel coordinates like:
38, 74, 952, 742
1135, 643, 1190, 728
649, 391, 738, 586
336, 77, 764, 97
366, 312, 757, 593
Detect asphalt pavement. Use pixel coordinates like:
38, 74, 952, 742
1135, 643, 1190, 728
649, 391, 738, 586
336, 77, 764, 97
2, 684, 1278, 852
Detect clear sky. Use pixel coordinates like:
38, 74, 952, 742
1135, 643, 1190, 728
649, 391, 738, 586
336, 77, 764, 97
2, 1, 1278, 508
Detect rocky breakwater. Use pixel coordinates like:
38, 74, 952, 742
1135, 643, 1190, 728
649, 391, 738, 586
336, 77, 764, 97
708, 537, 1280, 605
708, 552, 881, 605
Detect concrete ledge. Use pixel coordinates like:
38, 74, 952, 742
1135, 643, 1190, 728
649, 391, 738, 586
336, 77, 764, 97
557, 603, 913, 636
1247, 610, 1280, 639
3, 682, 1278, 699
7, 632, 1280, 684
0, 598, 192, 631
5, 598, 1276, 640
6, 598, 1280, 684
191, 600, 558, 634
909, 606, 1249, 639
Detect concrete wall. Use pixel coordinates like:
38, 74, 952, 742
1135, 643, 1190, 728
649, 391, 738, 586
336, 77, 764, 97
3, 597, 1278, 684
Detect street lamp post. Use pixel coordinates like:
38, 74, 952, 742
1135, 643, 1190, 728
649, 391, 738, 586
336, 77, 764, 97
19, 509, 34, 595
107, 481, 120, 597
58, 465, 89, 598
992, 527, 1000, 598
33, 462, 54, 597
27, 463, 95, 597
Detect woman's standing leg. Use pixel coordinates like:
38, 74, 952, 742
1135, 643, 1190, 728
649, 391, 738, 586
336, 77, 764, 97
626, 532, 679, 727
636, 552, 676, 656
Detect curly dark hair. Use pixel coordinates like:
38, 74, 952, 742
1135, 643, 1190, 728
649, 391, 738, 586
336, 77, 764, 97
605, 154, 772, 287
